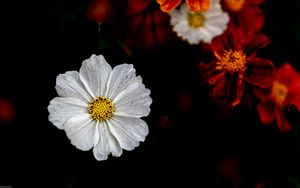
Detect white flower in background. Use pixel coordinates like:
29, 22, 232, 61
169, 1, 229, 44
48, 54, 152, 161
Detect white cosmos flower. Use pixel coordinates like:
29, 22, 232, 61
169, 1, 229, 44
48, 54, 152, 161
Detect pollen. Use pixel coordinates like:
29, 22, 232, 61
88, 96, 114, 121
225, 0, 245, 12
217, 50, 247, 73
272, 81, 288, 107
188, 12, 205, 28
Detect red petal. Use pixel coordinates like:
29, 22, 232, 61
212, 73, 227, 98
286, 79, 300, 110
239, 7, 265, 33
274, 107, 292, 131
157, 0, 181, 12
245, 58, 275, 88
198, 62, 224, 84
275, 63, 300, 86
186, 0, 210, 12
231, 72, 245, 106
128, 0, 152, 15
86, 0, 112, 23
212, 26, 241, 56
245, 0, 264, 5
244, 33, 270, 58
257, 101, 275, 124
254, 87, 271, 102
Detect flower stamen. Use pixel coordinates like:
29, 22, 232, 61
188, 12, 205, 28
88, 96, 114, 121
217, 50, 247, 73
272, 81, 288, 107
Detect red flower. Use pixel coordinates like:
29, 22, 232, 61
86, 0, 113, 23
156, 0, 210, 12
124, 0, 174, 52
0, 98, 15, 124
222, 0, 265, 32
198, 27, 274, 106
256, 63, 300, 131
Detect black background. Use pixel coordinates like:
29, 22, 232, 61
1, 0, 300, 187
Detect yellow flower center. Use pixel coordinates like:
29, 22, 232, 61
188, 12, 205, 28
272, 81, 288, 107
217, 50, 247, 73
88, 96, 114, 121
225, 0, 245, 12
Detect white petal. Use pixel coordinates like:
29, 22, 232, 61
206, 13, 229, 26
113, 81, 152, 118
92, 121, 122, 161
180, 3, 189, 14
186, 29, 202, 44
64, 114, 97, 151
106, 63, 137, 100
79, 54, 112, 98
199, 28, 213, 43
55, 71, 92, 102
108, 116, 148, 151
48, 97, 88, 129
205, 24, 223, 36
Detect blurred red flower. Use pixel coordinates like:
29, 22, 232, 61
216, 158, 243, 187
86, 0, 113, 23
256, 63, 300, 131
198, 27, 274, 106
124, 0, 174, 52
222, 0, 265, 32
0, 98, 15, 124
156, 0, 210, 12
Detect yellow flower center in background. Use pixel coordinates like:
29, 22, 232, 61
88, 96, 114, 121
218, 50, 247, 73
225, 0, 245, 12
272, 81, 288, 107
188, 12, 205, 28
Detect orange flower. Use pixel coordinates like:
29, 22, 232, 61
222, 0, 265, 32
157, 0, 210, 12
256, 63, 300, 131
199, 27, 274, 106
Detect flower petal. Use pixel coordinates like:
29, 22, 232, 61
244, 33, 270, 57
275, 63, 300, 87
56, 71, 92, 102
246, 0, 264, 5
108, 116, 148, 151
48, 97, 88, 129
274, 107, 292, 131
79, 54, 112, 98
106, 64, 137, 100
245, 58, 275, 88
113, 81, 152, 118
93, 121, 122, 161
239, 7, 264, 33
157, 0, 181, 12
186, 0, 210, 12
65, 114, 97, 151
257, 101, 275, 124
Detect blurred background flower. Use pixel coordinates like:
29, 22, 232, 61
2, 0, 300, 187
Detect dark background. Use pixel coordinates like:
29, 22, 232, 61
0, 0, 300, 187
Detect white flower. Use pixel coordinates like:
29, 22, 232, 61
48, 54, 152, 161
169, 1, 229, 44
